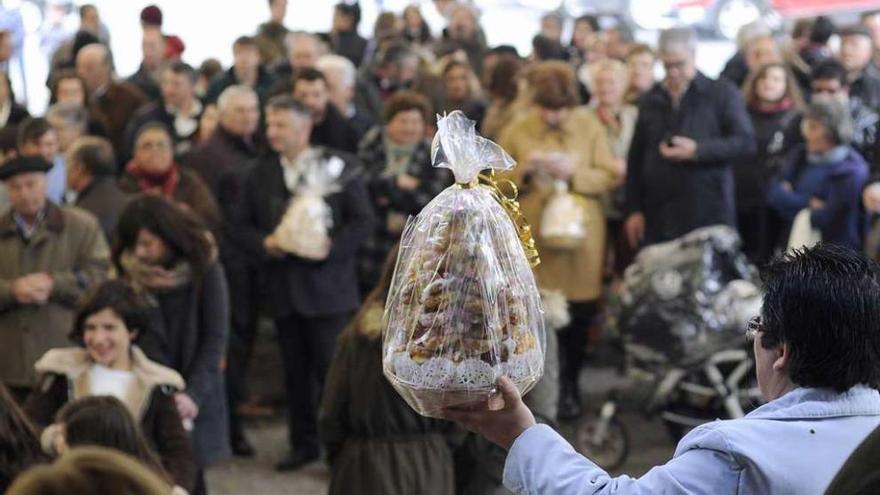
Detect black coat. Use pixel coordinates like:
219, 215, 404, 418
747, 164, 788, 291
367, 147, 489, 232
232, 148, 375, 319
733, 106, 800, 210
74, 176, 130, 241
851, 65, 880, 113
311, 103, 360, 154
126, 64, 161, 102
185, 125, 260, 199
138, 262, 231, 467
625, 73, 756, 245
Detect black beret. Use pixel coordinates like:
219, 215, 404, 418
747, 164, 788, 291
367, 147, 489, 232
0, 155, 52, 181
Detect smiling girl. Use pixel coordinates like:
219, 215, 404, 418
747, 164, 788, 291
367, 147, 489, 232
23, 279, 195, 493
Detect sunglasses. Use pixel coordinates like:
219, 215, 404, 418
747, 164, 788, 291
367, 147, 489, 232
745, 315, 763, 341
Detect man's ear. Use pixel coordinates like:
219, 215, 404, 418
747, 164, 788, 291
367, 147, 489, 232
772, 342, 790, 372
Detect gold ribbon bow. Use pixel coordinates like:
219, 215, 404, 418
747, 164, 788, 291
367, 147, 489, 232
458, 171, 541, 267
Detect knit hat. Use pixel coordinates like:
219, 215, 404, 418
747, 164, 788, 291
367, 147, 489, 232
140, 5, 163, 27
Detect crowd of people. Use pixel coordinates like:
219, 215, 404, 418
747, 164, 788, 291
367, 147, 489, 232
0, 0, 880, 494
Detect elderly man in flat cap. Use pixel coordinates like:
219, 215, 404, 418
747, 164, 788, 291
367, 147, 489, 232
0, 156, 109, 399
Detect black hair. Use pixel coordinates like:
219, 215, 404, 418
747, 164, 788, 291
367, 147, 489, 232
810, 16, 835, 44
68, 280, 151, 346
293, 66, 327, 86
334, 2, 361, 27
266, 94, 312, 118
162, 61, 197, 85
575, 14, 601, 33
378, 42, 417, 68
233, 35, 258, 50
488, 44, 520, 58
811, 58, 849, 87
113, 194, 213, 276
760, 244, 880, 392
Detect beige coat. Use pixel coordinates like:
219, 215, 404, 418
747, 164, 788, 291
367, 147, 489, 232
498, 108, 620, 301
0, 204, 110, 386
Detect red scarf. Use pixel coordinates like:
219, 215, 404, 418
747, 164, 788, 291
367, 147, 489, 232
750, 97, 794, 115
125, 159, 180, 198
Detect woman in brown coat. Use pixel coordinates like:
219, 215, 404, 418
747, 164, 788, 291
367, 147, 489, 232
319, 249, 459, 495
24, 280, 195, 493
119, 122, 221, 234
498, 61, 621, 420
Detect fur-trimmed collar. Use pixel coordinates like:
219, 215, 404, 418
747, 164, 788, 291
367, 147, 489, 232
34, 346, 184, 419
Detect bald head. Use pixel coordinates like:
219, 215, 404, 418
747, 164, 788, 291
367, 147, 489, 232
76, 43, 111, 93
286, 32, 324, 72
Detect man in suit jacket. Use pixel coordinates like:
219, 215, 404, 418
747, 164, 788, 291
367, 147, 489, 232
76, 43, 147, 159
233, 95, 374, 471
65, 136, 129, 241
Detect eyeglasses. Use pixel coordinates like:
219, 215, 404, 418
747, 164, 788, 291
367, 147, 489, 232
745, 315, 763, 341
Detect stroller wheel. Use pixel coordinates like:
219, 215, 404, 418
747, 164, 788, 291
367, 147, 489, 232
574, 414, 629, 471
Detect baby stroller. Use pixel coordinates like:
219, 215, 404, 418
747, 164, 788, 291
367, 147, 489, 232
575, 226, 764, 470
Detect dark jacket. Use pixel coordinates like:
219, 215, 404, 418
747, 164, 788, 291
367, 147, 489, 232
74, 176, 130, 241
767, 145, 869, 250
205, 66, 275, 104
137, 262, 231, 467
312, 103, 361, 154
232, 148, 375, 318
850, 65, 880, 112
88, 81, 148, 160
3, 101, 29, 127
118, 166, 221, 235
124, 100, 204, 161
126, 63, 161, 102
825, 425, 880, 495
734, 106, 801, 209
356, 128, 451, 290
719, 50, 749, 88
319, 316, 457, 495
24, 346, 195, 491
625, 72, 756, 245
330, 30, 368, 67
185, 125, 260, 199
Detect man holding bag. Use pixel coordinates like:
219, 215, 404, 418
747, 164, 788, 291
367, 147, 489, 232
232, 95, 374, 471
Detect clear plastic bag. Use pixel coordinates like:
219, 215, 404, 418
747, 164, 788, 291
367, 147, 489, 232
273, 151, 344, 259
540, 179, 588, 249
383, 111, 545, 418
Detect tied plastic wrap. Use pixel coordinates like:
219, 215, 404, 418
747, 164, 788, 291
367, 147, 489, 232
273, 151, 344, 259
540, 179, 588, 249
615, 225, 761, 367
383, 111, 545, 418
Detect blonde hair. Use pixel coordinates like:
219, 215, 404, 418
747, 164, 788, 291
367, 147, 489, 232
589, 58, 629, 89
7, 447, 171, 495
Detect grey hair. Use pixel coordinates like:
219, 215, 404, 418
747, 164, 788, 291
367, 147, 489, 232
46, 103, 88, 132
658, 27, 697, 55
805, 95, 855, 145
315, 54, 356, 89
217, 85, 258, 113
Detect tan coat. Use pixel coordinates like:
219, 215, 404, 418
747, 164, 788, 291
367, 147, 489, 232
498, 108, 620, 301
0, 204, 110, 386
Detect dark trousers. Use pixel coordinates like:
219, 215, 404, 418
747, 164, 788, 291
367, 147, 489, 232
558, 301, 598, 392
275, 311, 351, 453
224, 261, 260, 430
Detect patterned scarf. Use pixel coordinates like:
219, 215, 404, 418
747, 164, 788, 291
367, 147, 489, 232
119, 251, 193, 293
125, 159, 181, 198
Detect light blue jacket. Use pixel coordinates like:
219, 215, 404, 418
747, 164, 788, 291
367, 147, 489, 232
504, 386, 880, 495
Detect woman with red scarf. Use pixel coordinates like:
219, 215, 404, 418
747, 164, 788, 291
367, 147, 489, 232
120, 122, 220, 234
735, 63, 804, 263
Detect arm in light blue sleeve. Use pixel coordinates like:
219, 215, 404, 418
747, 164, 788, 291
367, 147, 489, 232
502, 424, 741, 495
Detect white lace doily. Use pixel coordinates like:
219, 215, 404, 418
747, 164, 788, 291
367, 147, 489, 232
385, 350, 543, 391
